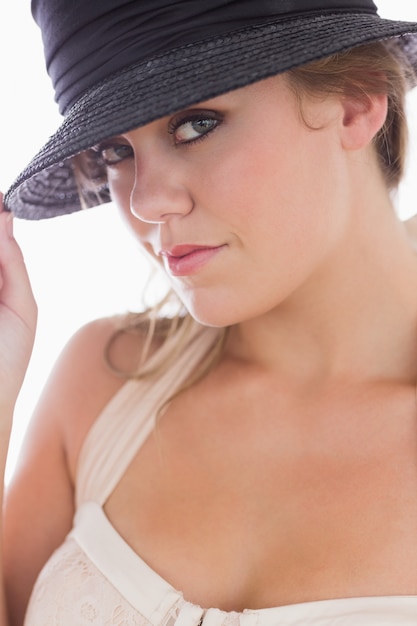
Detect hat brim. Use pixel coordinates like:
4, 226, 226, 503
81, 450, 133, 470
6, 11, 417, 219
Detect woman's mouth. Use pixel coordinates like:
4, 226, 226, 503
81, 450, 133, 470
160, 244, 226, 276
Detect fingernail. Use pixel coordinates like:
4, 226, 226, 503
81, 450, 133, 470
6, 212, 14, 238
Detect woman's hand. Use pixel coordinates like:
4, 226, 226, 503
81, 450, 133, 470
0, 194, 37, 418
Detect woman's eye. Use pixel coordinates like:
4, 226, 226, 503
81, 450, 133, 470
169, 112, 221, 145
93, 142, 133, 166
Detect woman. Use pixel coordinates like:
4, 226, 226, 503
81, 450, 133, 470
2, 1, 417, 624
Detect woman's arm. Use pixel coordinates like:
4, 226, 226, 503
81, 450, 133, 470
0, 197, 37, 416
0, 195, 37, 626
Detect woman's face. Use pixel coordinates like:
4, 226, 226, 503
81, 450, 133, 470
103, 75, 351, 327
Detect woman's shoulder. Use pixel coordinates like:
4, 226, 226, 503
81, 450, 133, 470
39, 313, 154, 482
51, 312, 156, 387
46, 314, 138, 397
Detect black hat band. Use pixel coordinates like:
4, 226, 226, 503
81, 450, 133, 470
33, 0, 378, 114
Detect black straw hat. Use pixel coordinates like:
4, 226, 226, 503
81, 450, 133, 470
5, 0, 417, 219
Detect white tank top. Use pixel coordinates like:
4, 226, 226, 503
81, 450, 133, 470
24, 324, 417, 625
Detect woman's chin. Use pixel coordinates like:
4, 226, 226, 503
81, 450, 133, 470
181, 298, 255, 329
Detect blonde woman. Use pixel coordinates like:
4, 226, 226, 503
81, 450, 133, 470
3, 1, 417, 624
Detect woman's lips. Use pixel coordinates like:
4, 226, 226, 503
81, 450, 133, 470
161, 244, 226, 276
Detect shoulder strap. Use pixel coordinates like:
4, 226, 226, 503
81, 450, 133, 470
75, 323, 221, 507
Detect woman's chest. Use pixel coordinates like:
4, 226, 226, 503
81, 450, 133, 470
103, 381, 417, 611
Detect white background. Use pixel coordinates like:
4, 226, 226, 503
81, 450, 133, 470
1, 1, 417, 479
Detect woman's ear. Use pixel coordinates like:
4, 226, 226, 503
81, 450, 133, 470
340, 92, 388, 151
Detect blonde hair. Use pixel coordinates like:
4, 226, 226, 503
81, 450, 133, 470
74, 40, 416, 382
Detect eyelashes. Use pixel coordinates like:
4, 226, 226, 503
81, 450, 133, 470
91, 108, 223, 167
91, 142, 133, 167
168, 109, 223, 145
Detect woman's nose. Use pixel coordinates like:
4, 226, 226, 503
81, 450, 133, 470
130, 157, 194, 224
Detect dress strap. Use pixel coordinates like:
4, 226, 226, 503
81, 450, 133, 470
75, 323, 221, 508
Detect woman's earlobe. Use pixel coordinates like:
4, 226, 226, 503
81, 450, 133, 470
341, 93, 388, 151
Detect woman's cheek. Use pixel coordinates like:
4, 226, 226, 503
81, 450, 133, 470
108, 166, 134, 209
108, 169, 137, 227
108, 173, 158, 263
